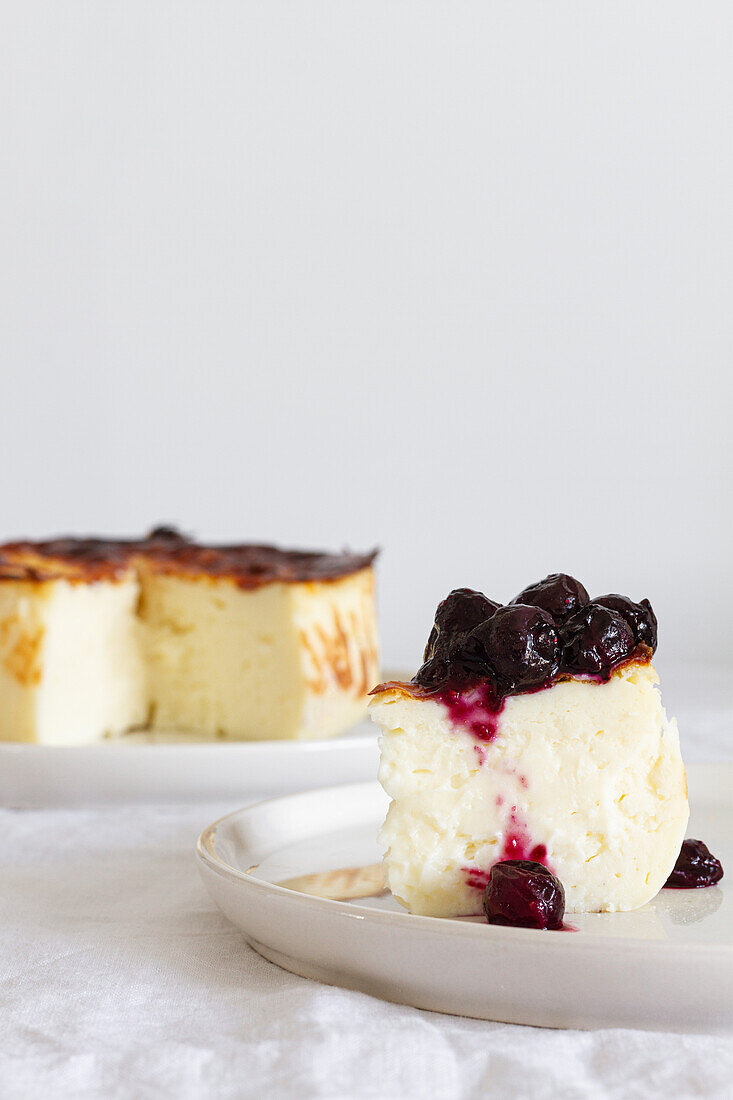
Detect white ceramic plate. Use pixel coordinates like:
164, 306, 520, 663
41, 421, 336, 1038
197, 763, 732, 1031
0, 669, 413, 807
0, 721, 379, 808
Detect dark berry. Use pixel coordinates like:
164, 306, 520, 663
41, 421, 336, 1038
414, 634, 491, 689
594, 594, 658, 652
423, 588, 499, 661
664, 839, 724, 889
148, 525, 186, 542
413, 654, 451, 689
561, 602, 635, 678
449, 632, 494, 680
511, 573, 589, 624
470, 604, 560, 692
483, 860, 565, 930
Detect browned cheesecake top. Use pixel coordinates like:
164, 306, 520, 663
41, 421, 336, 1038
0, 527, 378, 588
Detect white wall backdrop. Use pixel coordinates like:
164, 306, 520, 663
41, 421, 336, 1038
1, 3, 731, 686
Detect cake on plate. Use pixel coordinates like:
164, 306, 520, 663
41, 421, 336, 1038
0, 528, 378, 744
369, 574, 688, 917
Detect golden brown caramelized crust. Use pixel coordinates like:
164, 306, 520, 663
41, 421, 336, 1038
0, 539, 138, 581
0, 527, 378, 587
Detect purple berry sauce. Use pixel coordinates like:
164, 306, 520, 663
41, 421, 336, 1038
462, 808, 549, 892
434, 681, 505, 744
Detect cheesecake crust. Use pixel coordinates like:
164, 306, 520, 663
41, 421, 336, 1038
0, 529, 378, 588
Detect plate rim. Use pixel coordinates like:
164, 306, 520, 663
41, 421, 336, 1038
197, 764, 733, 957
0, 732, 377, 754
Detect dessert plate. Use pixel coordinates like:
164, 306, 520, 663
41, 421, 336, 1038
0, 668, 412, 808
197, 763, 732, 1031
0, 721, 380, 808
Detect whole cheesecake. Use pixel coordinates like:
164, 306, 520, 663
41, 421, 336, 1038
369, 575, 688, 917
0, 528, 378, 744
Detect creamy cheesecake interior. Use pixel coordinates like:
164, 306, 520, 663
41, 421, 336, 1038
0, 532, 378, 744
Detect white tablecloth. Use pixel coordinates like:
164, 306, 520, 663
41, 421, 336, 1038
1, 666, 731, 1099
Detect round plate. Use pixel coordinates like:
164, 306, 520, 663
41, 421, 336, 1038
0, 720, 379, 807
0, 668, 412, 807
197, 763, 732, 1031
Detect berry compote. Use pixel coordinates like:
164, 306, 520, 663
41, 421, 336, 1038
471, 604, 560, 691
561, 604, 636, 680
423, 588, 500, 663
511, 573, 589, 624
594, 594, 658, 651
412, 574, 655, 702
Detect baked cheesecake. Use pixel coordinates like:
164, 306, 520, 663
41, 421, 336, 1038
0, 529, 378, 744
369, 574, 688, 917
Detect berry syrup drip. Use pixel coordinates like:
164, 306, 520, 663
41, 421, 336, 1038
462, 808, 550, 892
435, 681, 504, 744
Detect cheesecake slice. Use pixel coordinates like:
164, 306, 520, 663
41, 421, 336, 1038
0, 530, 378, 744
369, 575, 688, 917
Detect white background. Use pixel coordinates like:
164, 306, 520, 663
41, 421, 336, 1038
1, 2, 731, 685
1, 12, 732, 1093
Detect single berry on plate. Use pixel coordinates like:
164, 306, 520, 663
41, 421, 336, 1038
561, 603, 635, 678
594, 594, 658, 652
483, 860, 565, 930
424, 588, 500, 661
510, 573, 589, 624
471, 604, 560, 692
664, 839, 724, 889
